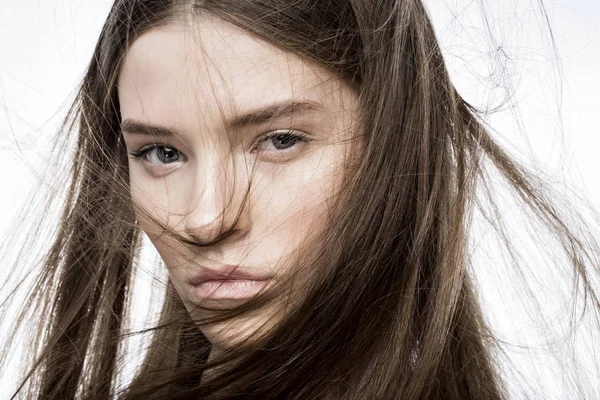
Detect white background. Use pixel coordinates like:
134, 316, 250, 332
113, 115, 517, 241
0, 0, 599, 397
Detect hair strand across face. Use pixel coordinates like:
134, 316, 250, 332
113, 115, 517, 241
1, 1, 599, 399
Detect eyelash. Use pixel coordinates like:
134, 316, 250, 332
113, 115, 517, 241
127, 130, 309, 164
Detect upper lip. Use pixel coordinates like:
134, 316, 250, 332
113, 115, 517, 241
189, 265, 273, 286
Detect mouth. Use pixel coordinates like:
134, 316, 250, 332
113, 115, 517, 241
189, 265, 272, 300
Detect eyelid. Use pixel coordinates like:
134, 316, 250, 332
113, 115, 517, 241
250, 129, 310, 151
127, 128, 309, 163
128, 143, 186, 164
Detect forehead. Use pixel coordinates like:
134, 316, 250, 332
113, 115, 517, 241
117, 16, 351, 131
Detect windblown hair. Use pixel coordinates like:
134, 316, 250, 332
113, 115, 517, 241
1, 0, 599, 399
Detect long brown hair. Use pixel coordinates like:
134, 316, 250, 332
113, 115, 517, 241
2, 0, 599, 398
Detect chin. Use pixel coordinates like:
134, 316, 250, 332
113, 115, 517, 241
201, 316, 261, 352
199, 304, 282, 353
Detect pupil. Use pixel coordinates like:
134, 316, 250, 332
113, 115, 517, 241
159, 147, 177, 162
274, 134, 298, 149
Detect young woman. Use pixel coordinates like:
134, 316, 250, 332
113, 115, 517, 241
2, 0, 599, 398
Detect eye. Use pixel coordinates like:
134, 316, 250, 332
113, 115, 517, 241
254, 130, 309, 153
128, 144, 184, 165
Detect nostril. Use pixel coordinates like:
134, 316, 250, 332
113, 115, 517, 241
183, 201, 250, 248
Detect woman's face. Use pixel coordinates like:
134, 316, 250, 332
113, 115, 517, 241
118, 16, 359, 353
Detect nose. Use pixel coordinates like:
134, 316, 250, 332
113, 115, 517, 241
183, 156, 249, 247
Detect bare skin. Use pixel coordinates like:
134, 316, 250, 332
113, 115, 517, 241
118, 15, 359, 359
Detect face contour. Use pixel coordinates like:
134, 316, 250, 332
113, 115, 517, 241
117, 16, 358, 354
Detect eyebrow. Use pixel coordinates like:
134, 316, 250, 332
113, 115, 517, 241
120, 100, 322, 137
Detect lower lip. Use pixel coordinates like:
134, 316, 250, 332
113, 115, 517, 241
192, 279, 270, 300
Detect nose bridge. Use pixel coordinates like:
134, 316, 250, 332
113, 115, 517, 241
184, 146, 241, 244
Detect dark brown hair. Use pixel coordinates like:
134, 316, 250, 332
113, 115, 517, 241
2, 0, 599, 398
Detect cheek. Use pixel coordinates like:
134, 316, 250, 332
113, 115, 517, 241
129, 171, 188, 273
128, 145, 346, 270
129, 167, 187, 238
252, 152, 343, 256
130, 188, 166, 243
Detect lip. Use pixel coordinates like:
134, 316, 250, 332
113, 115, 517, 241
189, 265, 273, 286
189, 265, 273, 300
